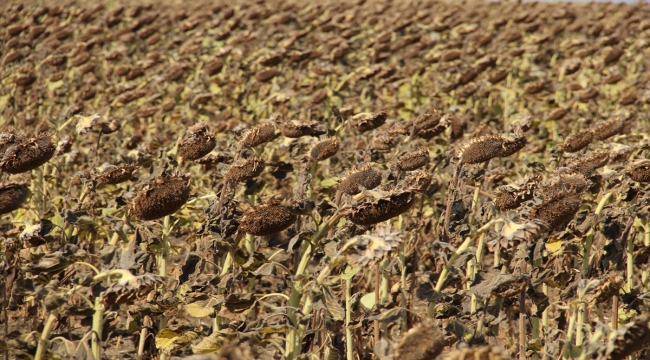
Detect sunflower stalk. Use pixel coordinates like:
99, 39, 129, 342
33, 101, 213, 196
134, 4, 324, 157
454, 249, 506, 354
429, 218, 500, 317
34, 269, 135, 360
286, 210, 345, 360
215, 231, 244, 330
519, 286, 526, 360
137, 327, 148, 360
92, 297, 104, 360
398, 240, 409, 331
157, 214, 172, 343
542, 283, 549, 360
345, 275, 353, 360
308, 161, 318, 201
563, 305, 577, 360
374, 262, 380, 343
581, 193, 612, 275
576, 193, 612, 346
34, 310, 60, 360
296, 260, 335, 353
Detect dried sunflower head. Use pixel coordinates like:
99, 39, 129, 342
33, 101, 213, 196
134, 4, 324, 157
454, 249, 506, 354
548, 107, 569, 121
493, 176, 537, 211
586, 273, 624, 306
94, 164, 138, 185
224, 157, 265, 183
100, 273, 163, 305
626, 160, 650, 183
562, 57, 582, 75
530, 190, 582, 231
0, 127, 23, 155
128, 175, 191, 220
591, 116, 624, 141
457, 135, 504, 164
542, 172, 588, 199
279, 120, 324, 138
346, 189, 414, 226
177, 122, 216, 161
0, 183, 30, 215
563, 130, 594, 153
349, 110, 387, 133
344, 225, 402, 266
393, 319, 445, 360
196, 153, 234, 166
402, 171, 436, 193
396, 147, 430, 171
369, 131, 400, 151
1, 133, 56, 174
238, 122, 277, 148
309, 137, 340, 162
238, 201, 297, 236
338, 163, 382, 195
498, 131, 527, 157
605, 314, 650, 360
524, 79, 546, 94
412, 111, 449, 139
566, 151, 609, 177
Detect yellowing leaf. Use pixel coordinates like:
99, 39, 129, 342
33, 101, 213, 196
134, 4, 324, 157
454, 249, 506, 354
185, 300, 216, 318
422, 205, 434, 218
340, 266, 361, 280
545, 240, 563, 256
360, 292, 376, 310
51, 210, 64, 231
155, 328, 180, 351
320, 177, 338, 188
209, 83, 221, 95
156, 326, 199, 352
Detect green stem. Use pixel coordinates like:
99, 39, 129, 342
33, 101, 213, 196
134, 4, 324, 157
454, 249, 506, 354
542, 283, 549, 360
626, 231, 635, 293
308, 161, 318, 201
577, 193, 612, 347
519, 287, 526, 360
578, 331, 603, 360
345, 276, 353, 360
246, 232, 257, 318
158, 215, 171, 278
576, 302, 585, 347
612, 295, 618, 330
286, 241, 314, 360
581, 193, 612, 275
564, 305, 577, 360
297, 264, 333, 344
215, 232, 244, 330
92, 297, 104, 360
137, 327, 148, 360
398, 241, 409, 331
428, 219, 499, 317
286, 212, 345, 360
468, 257, 477, 314
494, 246, 501, 270
475, 233, 486, 270
435, 236, 474, 292
380, 256, 390, 304
34, 310, 60, 360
